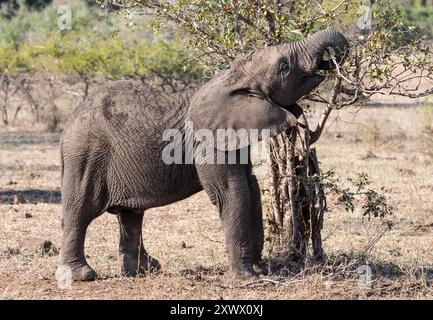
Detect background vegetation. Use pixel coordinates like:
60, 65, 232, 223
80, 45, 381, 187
0, 0, 202, 130
1, 0, 432, 81
0, 0, 432, 131
0, 0, 203, 80
395, 0, 433, 34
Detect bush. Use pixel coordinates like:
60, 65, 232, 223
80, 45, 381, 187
0, 0, 203, 89
394, 0, 433, 35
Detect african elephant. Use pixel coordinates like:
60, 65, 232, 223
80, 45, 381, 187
59, 29, 348, 281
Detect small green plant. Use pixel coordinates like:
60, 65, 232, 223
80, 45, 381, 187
323, 171, 394, 219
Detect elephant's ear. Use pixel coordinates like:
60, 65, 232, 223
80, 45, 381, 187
188, 79, 301, 151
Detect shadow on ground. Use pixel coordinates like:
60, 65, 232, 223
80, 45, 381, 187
266, 253, 433, 282
0, 132, 60, 148
0, 189, 61, 204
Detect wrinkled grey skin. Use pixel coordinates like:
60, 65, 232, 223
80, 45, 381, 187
59, 29, 348, 281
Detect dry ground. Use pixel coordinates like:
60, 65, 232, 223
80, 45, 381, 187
0, 104, 433, 300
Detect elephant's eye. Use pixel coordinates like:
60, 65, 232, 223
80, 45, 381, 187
279, 61, 291, 74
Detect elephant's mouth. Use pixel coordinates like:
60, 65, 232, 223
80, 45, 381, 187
300, 46, 340, 92
298, 73, 325, 100
308, 73, 325, 88
269, 73, 324, 118
266, 72, 324, 113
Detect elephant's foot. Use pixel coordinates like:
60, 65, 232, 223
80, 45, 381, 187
73, 265, 97, 281
120, 253, 161, 277
227, 262, 259, 281
144, 254, 161, 273
235, 269, 259, 281
58, 263, 97, 282
223, 268, 259, 285
253, 261, 269, 276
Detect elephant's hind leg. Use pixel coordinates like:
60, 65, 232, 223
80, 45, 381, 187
59, 154, 108, 281
59, 206, 103, 281
116, 208, 161, 277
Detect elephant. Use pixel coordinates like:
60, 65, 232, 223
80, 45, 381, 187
58, 29, 349, 281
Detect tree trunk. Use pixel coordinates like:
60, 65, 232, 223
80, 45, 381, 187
285, 130, 308, 261
1, 74, 10, 126
46, 78, 59, 132
265, 120, 327, 264
83, 76, 90, 100
21, 79, 40, 123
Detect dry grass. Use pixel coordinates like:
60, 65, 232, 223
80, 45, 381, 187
0, 104, 433, 300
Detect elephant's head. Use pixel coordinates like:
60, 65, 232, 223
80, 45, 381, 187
188, 29, 349, 150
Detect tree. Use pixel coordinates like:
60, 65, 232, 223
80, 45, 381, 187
102, 0, 433, 262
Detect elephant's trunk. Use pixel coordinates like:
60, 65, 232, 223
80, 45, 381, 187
299, 29, 349, 72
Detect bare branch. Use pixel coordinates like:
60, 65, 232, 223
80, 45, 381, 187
310, 78, 342, 145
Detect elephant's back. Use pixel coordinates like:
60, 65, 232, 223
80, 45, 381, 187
61, 80, 196, 210
62, 80, 185, 150
66, 80, 178, 130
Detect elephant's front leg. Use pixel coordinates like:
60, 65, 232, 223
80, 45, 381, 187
116, 209, 160, 276
197, 164, 257, 279
247, 171, 267, 275
221, 190, 257, 278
